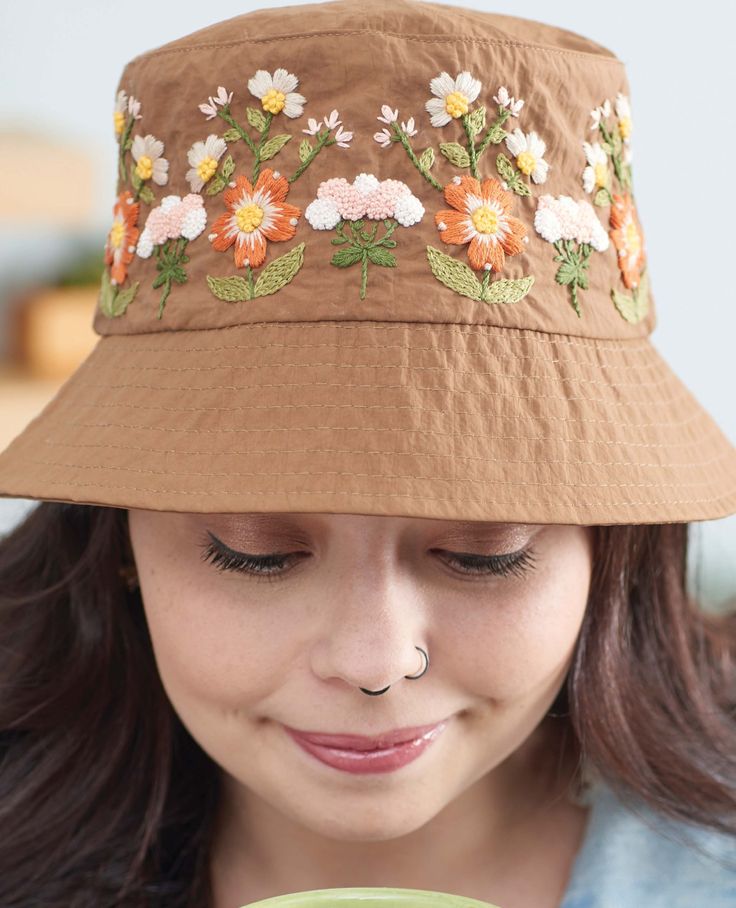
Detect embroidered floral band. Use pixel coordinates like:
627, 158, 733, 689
102, 55, 649, 332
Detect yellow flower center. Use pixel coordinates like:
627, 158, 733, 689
471, 205, 499, 235
135, 155, 153, 181
516, 150, 537, 176
109, 219, 125, 249
261, 88, 286, 114
113, 111, 125, 136
594, 162, 608, 187
625, 220, 641, 257
197, 156, 218, 183
618, 117, 632, 140
236, 203, 264, 233
445, 91, 469, 118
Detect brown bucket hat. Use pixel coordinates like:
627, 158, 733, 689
0, 0, 734, 524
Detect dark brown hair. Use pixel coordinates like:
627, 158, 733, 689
0, 502, 734, 906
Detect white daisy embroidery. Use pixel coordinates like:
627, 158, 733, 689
185, 134, 228, 192
248, 68, 306, 118
504, 128, 550, 184
615, 91, 632, 143
581, 141, 610, 193
425, 71, 482, 128
131, 134, 169, 186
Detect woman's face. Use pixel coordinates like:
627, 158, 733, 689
127, 510, 594, 844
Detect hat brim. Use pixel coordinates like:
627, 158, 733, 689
1, 320, 735, 524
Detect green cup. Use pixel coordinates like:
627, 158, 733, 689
240, 887, 501, 908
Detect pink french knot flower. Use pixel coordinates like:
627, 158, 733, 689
534, 194, 609, 252
136, 194, 207, 258
199, 86, 233, 119
306, 172, 424, 229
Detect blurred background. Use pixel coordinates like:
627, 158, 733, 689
0, 0, 733, 612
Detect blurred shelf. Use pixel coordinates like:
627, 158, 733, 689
0, 364, 67, 453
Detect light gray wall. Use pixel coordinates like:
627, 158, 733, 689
1, 0, 734, 610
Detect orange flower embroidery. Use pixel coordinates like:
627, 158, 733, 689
609, 192, 646, 288
208, 168, 301, 269
104, 190, 140, 285
434, 175, 528, 272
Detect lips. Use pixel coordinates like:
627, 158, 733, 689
282, 719, 448, 751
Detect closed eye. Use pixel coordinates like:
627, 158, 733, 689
197, 531, 537, 583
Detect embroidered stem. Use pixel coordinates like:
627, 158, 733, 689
461, 114, 479, 179
153, 237, 191, 319
552, 238, 593, 319
391, 121, 444, 191
246, 263, 255, 298
598, 120, 627, 187
117, 116, 134, 185
480, 269, 491, 295
476, 108, 511, 159
288, 128, 334, 183
217, 108, 259, 156
252, 111, 274, 184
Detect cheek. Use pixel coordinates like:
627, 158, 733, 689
444, 556, 590, 703
140, 567, 287, 718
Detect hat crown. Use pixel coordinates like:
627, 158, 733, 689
100, 0, 653, 341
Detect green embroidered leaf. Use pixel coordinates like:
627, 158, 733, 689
418, 147, 435, 171
123, 137, 133, 152
299, 139, 312, 163
253, 242, 305, 298
138, 184, 155, 205
206, 173, 228, 196
110, 281, 139, 316
495, 152, 516, 183
426, 245, 482, 301
486, 123, 508, 144
555, 262, 579, 286
99, 269, 116, 317
366, 246, 397, 267
129, 163, 142, 191
206, 275, 251, 302
577, 271, 590, 290
170, 266, 188, 284
466, 106, 486, 137
331, 246, 365, 268
481, 274, 534, 305
439, 142, 470, 169
246, 107, 267, 132
611, 268, 650, 324
222, 128, 241, 142
508, 177, 531, 197
594, 188, 610, 207
221, 154, 235, 180
260, 134, 291, 161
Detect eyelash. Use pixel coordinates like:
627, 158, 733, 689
197, 533, 538, 583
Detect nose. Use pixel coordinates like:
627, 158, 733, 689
310, 577, 427, 693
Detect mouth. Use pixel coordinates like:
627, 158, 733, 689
280, 717, 451, 751
283, 719, 451, 775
